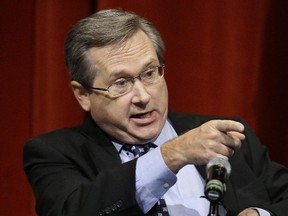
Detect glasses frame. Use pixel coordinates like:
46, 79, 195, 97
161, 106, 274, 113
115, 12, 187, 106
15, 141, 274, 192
83, 64, 165, 98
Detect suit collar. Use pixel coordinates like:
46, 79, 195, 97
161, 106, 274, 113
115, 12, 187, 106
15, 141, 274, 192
79, 116, 121, 169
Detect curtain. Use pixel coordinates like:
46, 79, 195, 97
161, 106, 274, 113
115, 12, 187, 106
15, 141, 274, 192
0, 0, 287, 215
0, 1, 93, 215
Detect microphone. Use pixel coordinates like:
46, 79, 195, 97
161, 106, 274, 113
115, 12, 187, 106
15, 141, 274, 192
204, 156, 231, 202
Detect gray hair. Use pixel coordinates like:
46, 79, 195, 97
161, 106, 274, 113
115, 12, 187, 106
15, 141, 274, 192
64, 9, 165, 87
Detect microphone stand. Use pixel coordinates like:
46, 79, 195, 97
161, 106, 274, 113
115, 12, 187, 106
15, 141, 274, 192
205, 157, 231, 216
208, 201, 220, 216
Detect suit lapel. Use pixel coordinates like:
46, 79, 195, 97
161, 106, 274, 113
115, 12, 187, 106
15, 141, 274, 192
221, 179, 240, 215
79, 117, 121, 171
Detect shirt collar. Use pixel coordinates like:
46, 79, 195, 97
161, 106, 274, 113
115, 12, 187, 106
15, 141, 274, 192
112, 119, 178, 153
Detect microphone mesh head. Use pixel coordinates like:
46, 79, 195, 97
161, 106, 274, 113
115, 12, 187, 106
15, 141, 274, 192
206, 156, 231, 176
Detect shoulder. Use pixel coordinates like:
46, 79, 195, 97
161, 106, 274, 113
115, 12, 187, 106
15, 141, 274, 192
27, 125, 83, 145
23, 125, 87, 158
25, 116, 104, 148
168, 111, 243, 122
168, 111, 245, 133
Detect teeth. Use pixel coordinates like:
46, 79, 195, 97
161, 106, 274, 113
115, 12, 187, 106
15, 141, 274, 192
140, 113, 148, 118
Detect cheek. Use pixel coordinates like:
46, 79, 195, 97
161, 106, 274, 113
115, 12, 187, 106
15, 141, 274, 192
154, 82, 168, 104
90, 97, 130, 123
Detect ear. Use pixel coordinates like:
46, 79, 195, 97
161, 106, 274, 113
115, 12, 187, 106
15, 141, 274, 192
70, 81, 91, 112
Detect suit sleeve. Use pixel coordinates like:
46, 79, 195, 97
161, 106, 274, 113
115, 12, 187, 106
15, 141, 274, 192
232, 119, 288, 216
23, 133, 144, 216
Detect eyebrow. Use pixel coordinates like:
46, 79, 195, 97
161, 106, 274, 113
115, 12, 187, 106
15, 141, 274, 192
107, 60, 159, 81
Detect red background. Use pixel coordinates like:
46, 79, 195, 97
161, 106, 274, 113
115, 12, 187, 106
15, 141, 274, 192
1, 0, 287, 215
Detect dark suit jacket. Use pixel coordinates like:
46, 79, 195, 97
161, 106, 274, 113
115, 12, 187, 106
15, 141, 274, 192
23, 112, 288, 216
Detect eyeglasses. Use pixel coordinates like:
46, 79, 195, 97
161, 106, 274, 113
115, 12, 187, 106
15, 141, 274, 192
83, 64, 165, 98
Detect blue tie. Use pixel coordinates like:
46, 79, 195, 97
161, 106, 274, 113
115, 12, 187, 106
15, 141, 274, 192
121, 143, 170, 216
121, 143, 157, 158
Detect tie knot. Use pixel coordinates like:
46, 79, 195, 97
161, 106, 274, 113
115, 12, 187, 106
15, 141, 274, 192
121, 143, 157, 158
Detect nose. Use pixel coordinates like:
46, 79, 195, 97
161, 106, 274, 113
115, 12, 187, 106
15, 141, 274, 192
131, 79, 151, 105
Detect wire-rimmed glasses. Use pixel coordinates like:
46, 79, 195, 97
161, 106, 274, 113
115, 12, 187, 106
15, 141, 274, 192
83, 64, 165, 98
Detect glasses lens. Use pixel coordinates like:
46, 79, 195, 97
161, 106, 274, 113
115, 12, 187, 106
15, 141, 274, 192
141, 65, 164, 85
109, 78, 133, 97
109, 65, 164, 98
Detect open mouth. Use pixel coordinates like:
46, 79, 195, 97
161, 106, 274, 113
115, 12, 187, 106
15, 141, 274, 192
131, 111, 152, 119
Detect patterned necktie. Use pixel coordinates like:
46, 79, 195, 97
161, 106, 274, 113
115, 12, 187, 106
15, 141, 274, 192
121, 143, 170, 216
121, 143, 157, 158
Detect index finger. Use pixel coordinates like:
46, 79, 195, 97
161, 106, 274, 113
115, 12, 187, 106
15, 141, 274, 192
211, 120, 245, 133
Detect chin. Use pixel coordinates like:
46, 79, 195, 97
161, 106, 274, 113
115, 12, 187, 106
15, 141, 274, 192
136, 131, 159, 143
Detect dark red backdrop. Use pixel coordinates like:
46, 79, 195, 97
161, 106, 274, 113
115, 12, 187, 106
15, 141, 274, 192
1, 0, 287, 215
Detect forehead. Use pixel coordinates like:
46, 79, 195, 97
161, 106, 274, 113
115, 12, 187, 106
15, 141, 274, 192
86, 30, 158, 75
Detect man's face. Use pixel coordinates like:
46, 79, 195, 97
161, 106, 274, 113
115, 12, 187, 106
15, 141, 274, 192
83, 30, 168, 144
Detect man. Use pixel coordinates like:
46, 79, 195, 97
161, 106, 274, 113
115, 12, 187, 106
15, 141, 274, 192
23, 9, 288, 216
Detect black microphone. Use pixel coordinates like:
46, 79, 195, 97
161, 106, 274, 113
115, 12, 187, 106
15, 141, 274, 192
204, 156, 231, 202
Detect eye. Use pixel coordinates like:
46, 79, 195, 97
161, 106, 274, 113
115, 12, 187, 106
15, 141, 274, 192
113, 78, 129, 89
141, 67, 157, 80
